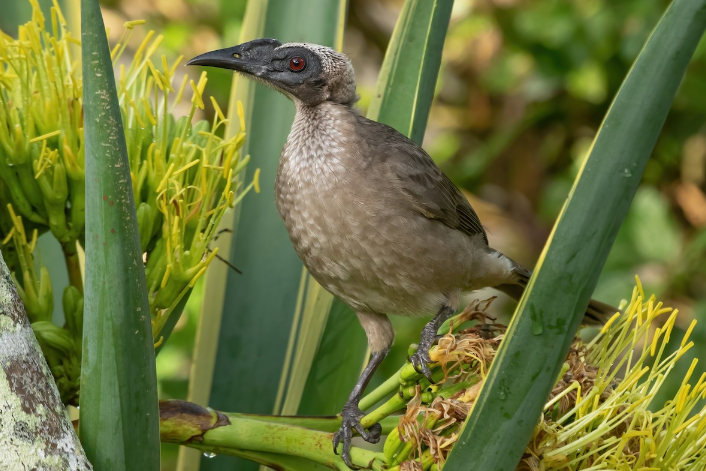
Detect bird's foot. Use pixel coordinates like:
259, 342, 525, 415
410, 345, 435, 382
333, 402, 381, 469
410, 321, 440, 382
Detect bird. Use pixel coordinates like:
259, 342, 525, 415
187, 38, 614, 468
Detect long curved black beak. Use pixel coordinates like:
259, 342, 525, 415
186, 38, 282, 76
186, 46, 246, 70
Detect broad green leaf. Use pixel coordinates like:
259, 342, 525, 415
367, 0, 455, 145
195, 2, 347, 471
443, 1, 706, 469
79, 0, 159, 470
177, 2, 269, 467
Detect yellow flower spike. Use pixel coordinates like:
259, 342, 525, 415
188, 266, 208, 288
144, 35, 165, 64
156, 162, 175, 194
29, 229, 38, 253
146, 60, 164, 91
253, 168, 261, 193
142, 97, 157, 125
50, 0, 66, 25
674, 413, 702, 435
675, 341, 694, 361
600, 311, 621, 334
171, 158, 200, 177
203, 247, 219, 266
223, 168, 234, 195
237, 100, 246, 132
650, 327, 662, 356
660, 309, 678, 345
174, 75, 189, 106
676, 385, 690, 413
622, 366, 650, 391
197, 71, 208, 94
29, 0, 45, 28
691, 373, 706, 399
222, 146, 236, 178
124, 20, 147, 29
169, 55, 184, 78
160, 55, 170, 78
153, 336, 164, 348
635, 275, 645, 300
29, 129, 62, 144
189, 79, 204, 110
128, 99, 146, 128
682, 319, 697, 347
1, 228, 16, 246
66, 35, 80, 47
681, 358, 699, 388
160, 264, 172, 289
6, 205, 25, 241
210, 96, 226, 122
132, 30, 155, 65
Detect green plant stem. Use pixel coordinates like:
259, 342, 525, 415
62, 240, 82, 294
227, 413, 397, 435
160, 401, 384, 470
362, 394, 407, 430
360, 365, 404, 411
190, 447, 333, 471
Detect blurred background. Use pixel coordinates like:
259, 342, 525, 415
3, 0, 706, 469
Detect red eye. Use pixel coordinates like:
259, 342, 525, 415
289, 57, 306, 72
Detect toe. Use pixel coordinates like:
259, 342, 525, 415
332, 432, 341, 454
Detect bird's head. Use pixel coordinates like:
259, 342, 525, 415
187, 38, 357, 107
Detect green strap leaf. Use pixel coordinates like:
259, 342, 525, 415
368, 0, 454, 145
443, 1, 706, 470
79, 0, 159, 469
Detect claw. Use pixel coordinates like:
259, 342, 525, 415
410, 349, 435, 382
333, 402, 381, 469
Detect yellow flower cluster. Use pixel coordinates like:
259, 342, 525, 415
0, 0, 255, 403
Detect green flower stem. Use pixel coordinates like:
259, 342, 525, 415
360, 365, 405, 411
187, 446, 334, 471
160, 400, 384, 470
361, 393, 407, 430
62, 241, 83, 294
229, 413, 399, 435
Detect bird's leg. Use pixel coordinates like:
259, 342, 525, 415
333, 348, 389, 469
410, 305, 456, 382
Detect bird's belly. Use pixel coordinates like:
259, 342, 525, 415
277, 186, 462, 316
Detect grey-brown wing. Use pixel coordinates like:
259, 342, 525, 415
362, 118, 488, 244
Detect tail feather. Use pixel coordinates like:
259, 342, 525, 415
496, 265, 617, 325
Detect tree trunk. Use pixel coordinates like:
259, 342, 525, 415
0, 251, 92, 470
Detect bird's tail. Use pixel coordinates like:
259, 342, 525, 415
495, 264, 617, 325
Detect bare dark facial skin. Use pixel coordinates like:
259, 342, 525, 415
187, 38, 328, 104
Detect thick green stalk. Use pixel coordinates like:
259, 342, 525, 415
443, 1, 706, 470
161, 401, 384, 470
80, 0, 159, 469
